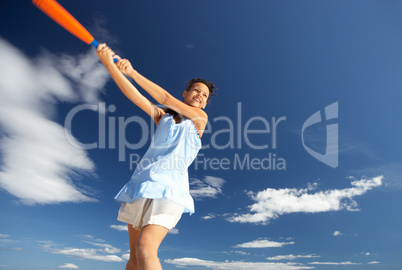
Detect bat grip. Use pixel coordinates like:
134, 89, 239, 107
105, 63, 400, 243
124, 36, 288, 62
91, 39, 118, 63
90, 39, 99, 49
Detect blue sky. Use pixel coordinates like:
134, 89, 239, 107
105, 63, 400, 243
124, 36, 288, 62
1, 0, 402, 269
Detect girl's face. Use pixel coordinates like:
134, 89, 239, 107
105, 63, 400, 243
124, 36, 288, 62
182, 82, 209, 109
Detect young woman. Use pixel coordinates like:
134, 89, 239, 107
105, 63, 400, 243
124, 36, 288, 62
96, 44, 216, 270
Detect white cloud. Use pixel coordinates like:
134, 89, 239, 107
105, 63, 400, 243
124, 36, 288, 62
55, 51, 109, 104
0, 233, 18, 245
227, 176, 383, 224
168, 228, 179, 234
234, 239, 294, 248
110, 225, 128, 231
0, 38, 109, 205
308, 261, 361, 265
333, 231, 343, 236
351, 162, 402, 190
223, 250, 250, 256
267, 254, 320, 261
80, 235, 105, 243
204, 176, 226, 188
368, 261, 380, 264
40, 240, 124, 262
201, 213, 216, 220
165, 258, 314, 270
0, 235, 21, 251
53, 248, 123, 262
190, 176, 225, 199
82, 242, 121, 254
58, 263, 79, 269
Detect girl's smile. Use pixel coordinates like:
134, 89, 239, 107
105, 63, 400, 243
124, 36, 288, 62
183, 82, 209, 109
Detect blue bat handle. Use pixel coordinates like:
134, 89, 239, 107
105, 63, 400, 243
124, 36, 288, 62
90, 39, 118, 63
90, 39, 99, 48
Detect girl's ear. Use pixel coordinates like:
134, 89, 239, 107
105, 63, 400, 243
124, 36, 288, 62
182, 90, 188, 97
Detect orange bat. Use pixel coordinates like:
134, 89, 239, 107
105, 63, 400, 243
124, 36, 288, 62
33, 0, 99, 48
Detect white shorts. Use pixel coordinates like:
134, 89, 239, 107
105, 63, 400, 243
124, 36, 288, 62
117, 197, 184, 230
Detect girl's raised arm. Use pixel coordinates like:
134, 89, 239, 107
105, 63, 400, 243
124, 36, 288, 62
124, 67, 208, 134
96, 44, 165, 124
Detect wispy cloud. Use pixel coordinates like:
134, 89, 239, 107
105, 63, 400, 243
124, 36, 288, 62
40, 240, 123, 262
223, 250, 250, 256
308, 261, 361, 265
351, 161, 402, 190
295, 121, 375, 158
227, 176, 383, 224
58, 263, 79, 269
0, 234, 22, 251
51, 247, 123, 262
0, 38, 109, 205
234, 239, 295, 248
79, 235, 106, 243
110, 225, 128, 231
168, 228, 179, 234
82, 241, 121, 254
201, 213, 216, 220
267, 254, 320, 261
56, 50, 109, 104
87, 15, 120, 51
333, 231, 343, 236
190, 176, 225, 199
165, 258, 314, 270
122, 253, 130, 261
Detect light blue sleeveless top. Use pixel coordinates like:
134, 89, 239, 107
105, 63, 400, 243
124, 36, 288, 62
114, 113, 202, 214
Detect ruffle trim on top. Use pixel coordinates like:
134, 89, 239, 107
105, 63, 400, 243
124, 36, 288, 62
114, 181, 195, 215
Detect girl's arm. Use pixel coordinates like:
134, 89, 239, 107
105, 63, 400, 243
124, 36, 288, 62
125, 68, 208, 134
96, 44, 164, 124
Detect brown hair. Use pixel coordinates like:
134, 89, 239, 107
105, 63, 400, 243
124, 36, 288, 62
164, 78, 217, 116
185, 78, 217, 104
